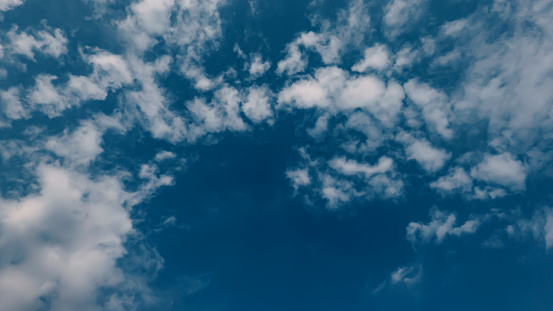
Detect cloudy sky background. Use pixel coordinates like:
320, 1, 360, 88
0, 0, 553, 310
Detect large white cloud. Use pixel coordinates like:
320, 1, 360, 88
0, 164, 134, 311
470, 153, 526, 191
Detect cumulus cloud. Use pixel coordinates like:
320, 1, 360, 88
382, 0, 426, 37
501, 207, 553, 250
329, 156, 393, 178
470, 153, 526, 191
390, 263, 422, 286
398, 134, 451, 173
449, 0, 553, 155
289, 150, 403, 209
406, 209, 482, 244
404, 80, 453, 139
186, 86, 247, 139
154, 151, 177, 162
0, 160, 169, 311
352, 44, 390, 72
278, 66, 404, 127
4, 0, 553, 306
248, 54, 271, 79
242, 86, 273, 123
45, 121, 104, 167
6, 26, 68, 60
276, 0, 371, 75
0, 0, 23, 11
430, 167, 473, 194
286, 168, 311, 191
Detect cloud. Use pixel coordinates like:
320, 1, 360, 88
6, 25, 68, 60
276, 0, 371, 75
0, 0, 23, 11
289, 150, 403, 209
186, 85, 248, 140
154, 151, 177, 162
389, 263, 422, 286
242, 86, 273, 123
406, 208, 482, 244
286, 168, 311, 191
509, 208, 553, 249
382, 0, 426, 37
404, 79, 453, 139
398, 134, 451, 173
430, 167, 473, 193
4, 49, 133, 120
329, 156, 393, 178
0, 87, 27, 121
45, 121, 104, 168
248, 54, 271, 79
0, 164, 134, 311
278, 66, 404, 127
351, 44, 390, 72
470, 153, 526, 191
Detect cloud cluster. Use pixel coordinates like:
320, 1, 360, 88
0, 0, 553, 307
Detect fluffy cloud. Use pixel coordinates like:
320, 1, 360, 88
278, 66, 404, 126
390, 263, 422, 286
0, 164, 134, 311
45, 121, 104, 167
248, 54, 271, 79
382, 0, 426, 37
0, 0, 23, 11
242, 86, 273, 123
470, 153, 526, 191
398, 134, 451, 173
6, 26, 67, 60
404, 80, 453, 139
352, 44, 390, 72
276, 0, 371, 75
329, 156, 393, 178
406, 209, 482, 244
289, 150, 403, 209
512, 208, 553, 249
430, 167, 473, 193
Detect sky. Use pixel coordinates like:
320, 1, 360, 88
0, 0, 552, 310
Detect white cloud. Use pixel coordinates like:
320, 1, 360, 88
11, 49, 134, 120
242, 86, 273, 123
0, 0, 23, 11
187, 86, 248, 140
441, 0, 553, 160
286, 168, 311, 191
45, 121, 104, 167
276, 0, 371, 75
248, 54, 271, 79
0, 87, 27, 120
352, 44, 390, 72
511, 208, 553, 249
470, 153, 526, 191
278, 66, 404, 126
286, 149, 403, 209
404, 79, 453, 139
276, 42, 308, 76
399, 135, 451, 173
154, 151, 177, 162
7, 26, 68, 60
0, 164, 133, 311
390, 263, 422, 286
430, 167, 473, 193
383, 0, 426, 37
406, 209, 481, 244
329, 156, 393, 178
27, 74, 65, 117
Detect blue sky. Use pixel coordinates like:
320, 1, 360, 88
0, 0, 553, 310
